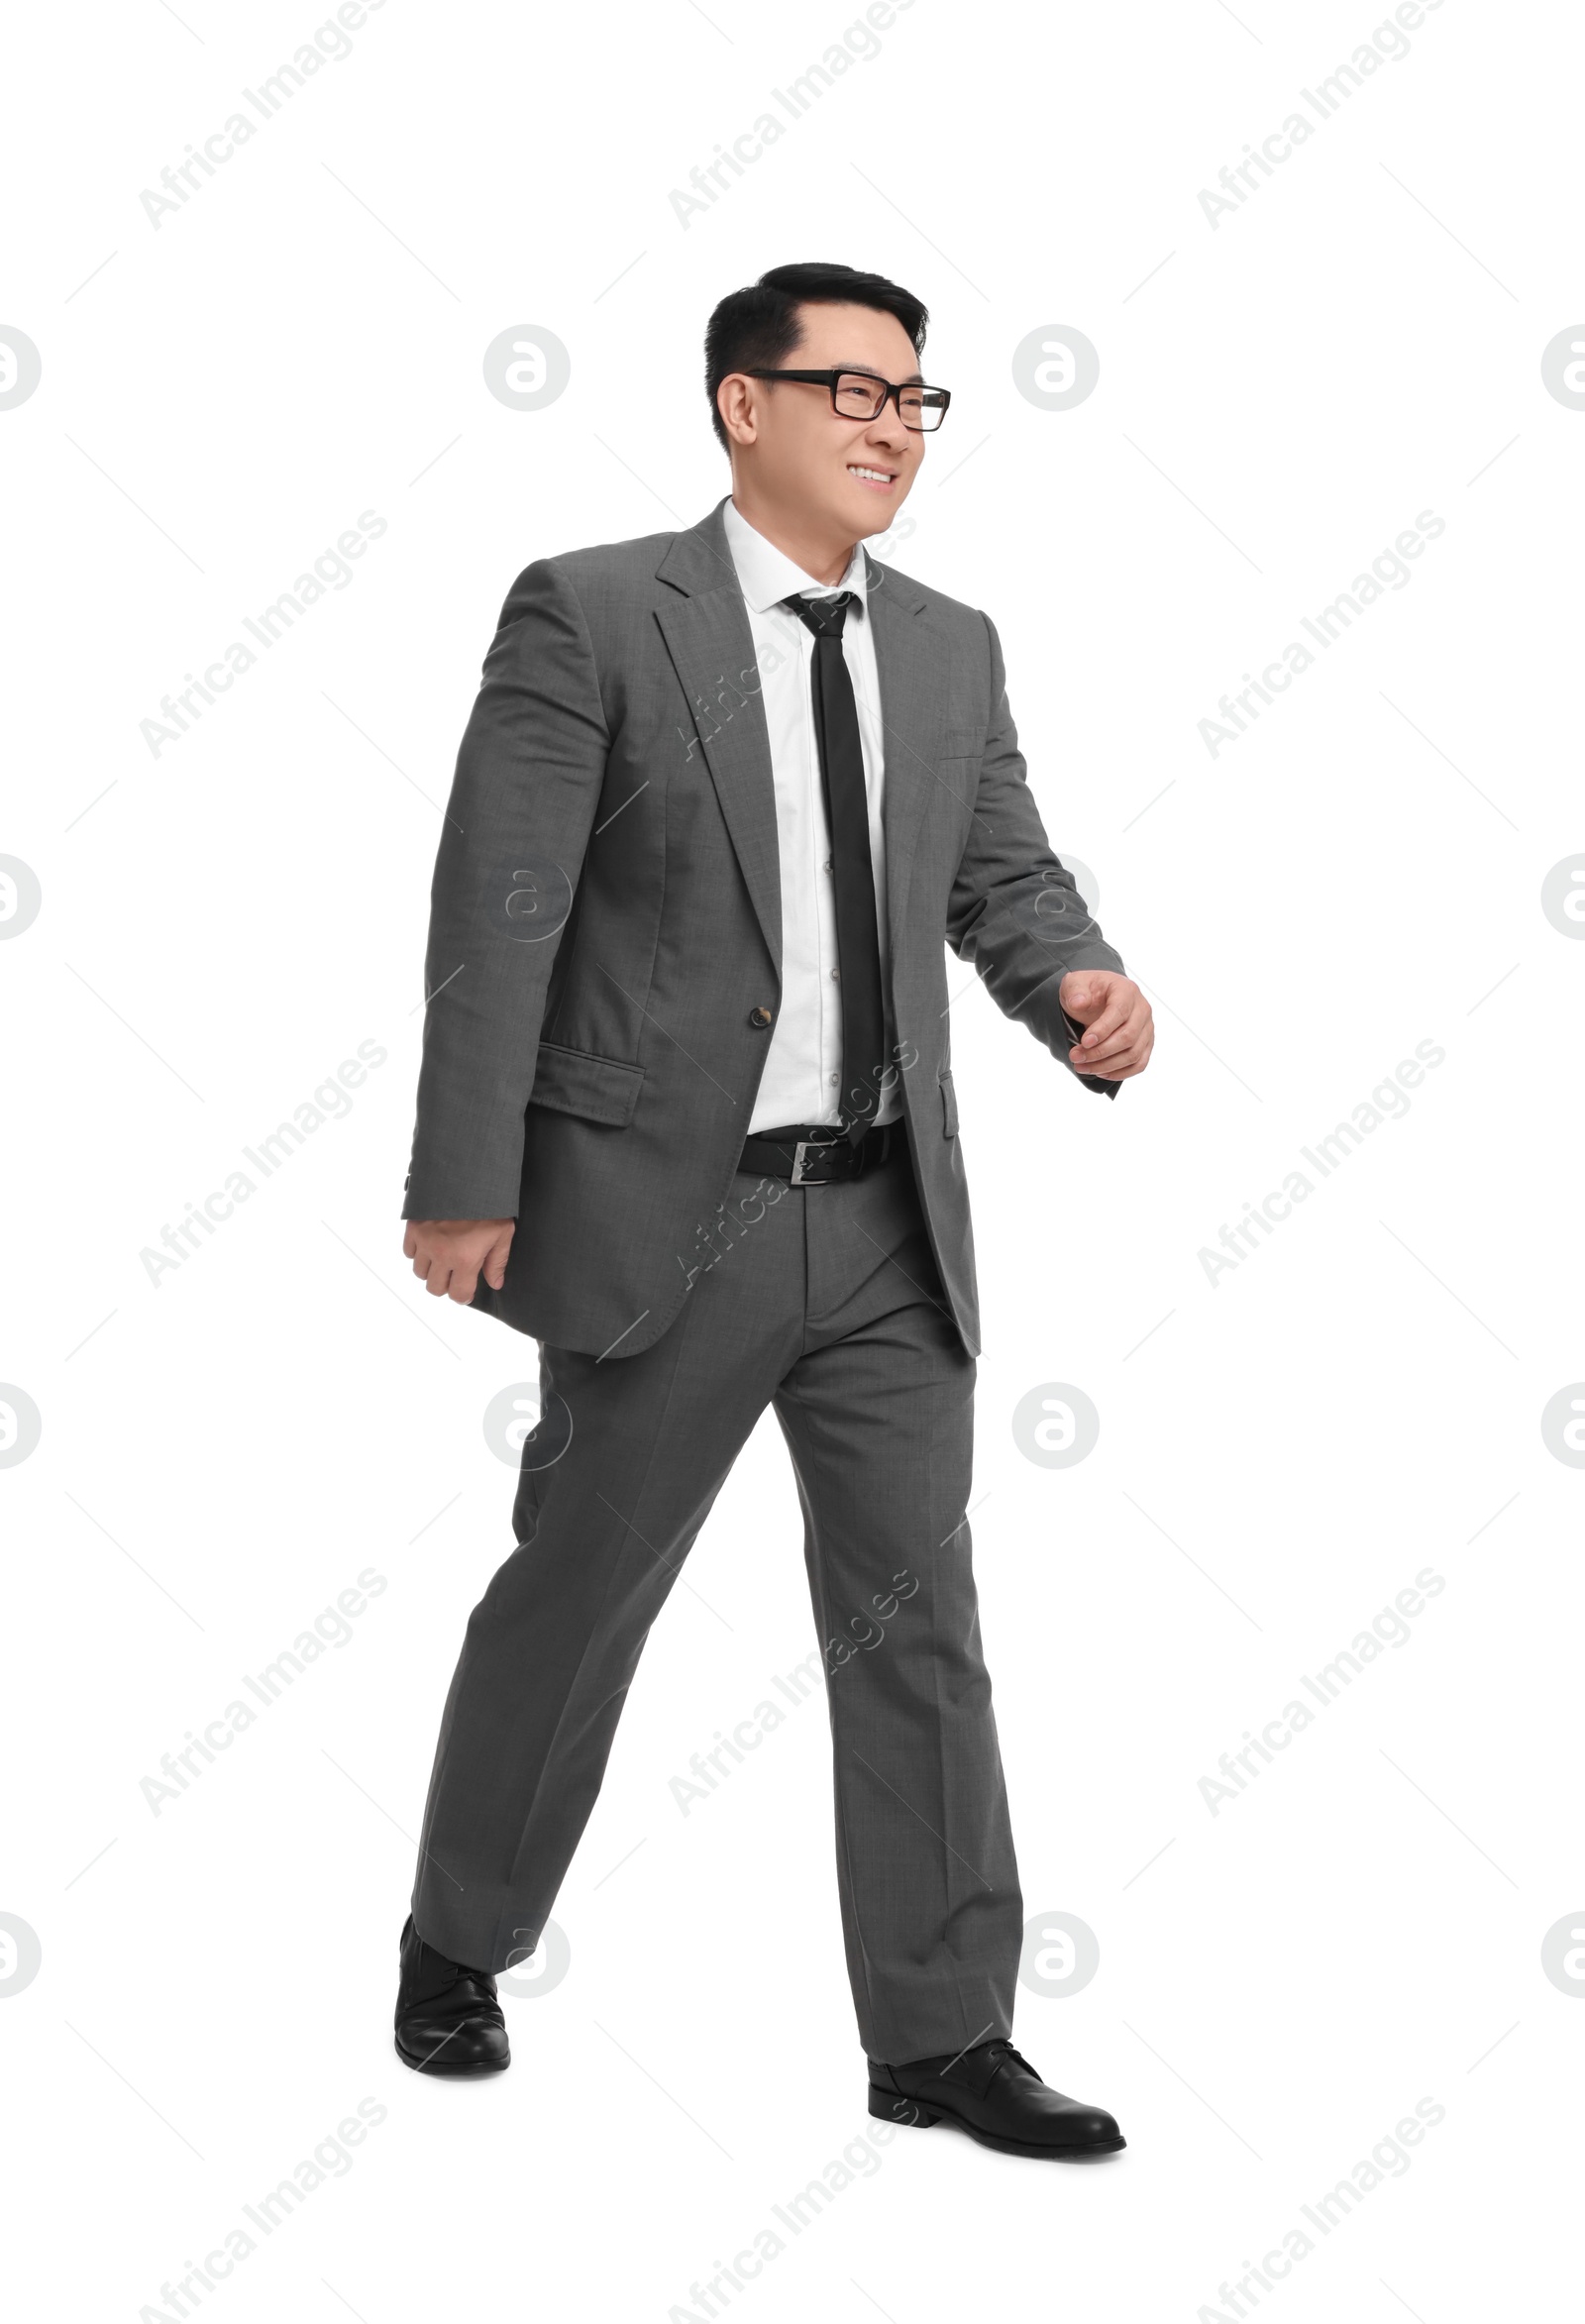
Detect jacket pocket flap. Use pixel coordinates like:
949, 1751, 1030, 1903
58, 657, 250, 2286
529, 1041, 645, 1127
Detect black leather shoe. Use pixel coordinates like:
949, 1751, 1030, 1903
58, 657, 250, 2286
869, 2038, 1124, 2158
393, 1914, 509, 2076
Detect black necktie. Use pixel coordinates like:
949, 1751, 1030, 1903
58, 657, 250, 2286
782, 590, 888, 1141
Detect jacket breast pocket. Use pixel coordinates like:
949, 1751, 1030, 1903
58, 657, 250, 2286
939, 1065, 959, 1138
937, 723, 983, 774
528, 1041, 645, 1127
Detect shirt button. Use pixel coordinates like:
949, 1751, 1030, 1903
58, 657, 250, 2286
823, 857, 834, 873
829, 968, 840, 980
748, 1005, 773, 1029
829, 1073, 839, 1086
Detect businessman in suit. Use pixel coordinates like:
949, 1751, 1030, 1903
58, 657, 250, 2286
393, 263, 1154, 2159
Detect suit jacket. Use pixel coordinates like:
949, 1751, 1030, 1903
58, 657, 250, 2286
402, 495, 1126, 1360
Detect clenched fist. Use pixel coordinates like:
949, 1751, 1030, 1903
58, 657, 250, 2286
1058, 972, 1154, 1082
403, 1218, 515, 1305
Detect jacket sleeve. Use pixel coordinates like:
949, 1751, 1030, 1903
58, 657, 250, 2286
944, 610, 1126, 1101
402, 559, 609, 1218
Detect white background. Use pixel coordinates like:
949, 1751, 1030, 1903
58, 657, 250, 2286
4, 0, 1581, 2316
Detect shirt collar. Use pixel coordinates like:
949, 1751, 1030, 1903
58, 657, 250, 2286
721, 496, 870, 618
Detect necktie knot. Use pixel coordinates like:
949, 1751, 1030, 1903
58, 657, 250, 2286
782, 589, 856, 640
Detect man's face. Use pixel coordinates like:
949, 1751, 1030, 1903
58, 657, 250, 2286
726, 301, 928, 538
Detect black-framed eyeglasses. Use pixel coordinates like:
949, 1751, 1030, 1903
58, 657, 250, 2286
747, 368, 951, 432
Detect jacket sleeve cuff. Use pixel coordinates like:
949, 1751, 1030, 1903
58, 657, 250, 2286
401, 1171, 520, 1221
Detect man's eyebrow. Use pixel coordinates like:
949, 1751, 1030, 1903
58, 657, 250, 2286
834, 362, 928, 384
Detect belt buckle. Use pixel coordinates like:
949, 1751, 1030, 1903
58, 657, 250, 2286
791, 1133, 842, 1187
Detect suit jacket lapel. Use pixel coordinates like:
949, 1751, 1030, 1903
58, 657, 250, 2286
655, 504, 782, 976
865, 548, 948, 965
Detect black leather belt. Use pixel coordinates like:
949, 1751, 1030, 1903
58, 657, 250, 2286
738, 1120, 899, 1186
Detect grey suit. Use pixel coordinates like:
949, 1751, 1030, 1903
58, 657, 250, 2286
403, 497, 1126, 2059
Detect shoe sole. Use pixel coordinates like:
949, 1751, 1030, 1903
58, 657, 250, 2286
869, 2085, 1124, 2159
394, 2033, 509, 2077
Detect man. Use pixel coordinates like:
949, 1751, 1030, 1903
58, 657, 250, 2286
394, 262, 1154, 2160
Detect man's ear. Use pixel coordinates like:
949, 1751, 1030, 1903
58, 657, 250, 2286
717, 374, 758, 448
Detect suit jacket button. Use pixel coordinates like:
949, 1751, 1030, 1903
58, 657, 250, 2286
748, 1005, 773, 1029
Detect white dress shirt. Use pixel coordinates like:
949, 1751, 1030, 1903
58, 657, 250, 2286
721, 496, 899, 1132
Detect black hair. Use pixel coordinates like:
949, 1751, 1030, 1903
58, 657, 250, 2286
703, 261, 929, 454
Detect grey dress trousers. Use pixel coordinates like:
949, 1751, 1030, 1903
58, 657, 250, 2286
412, 1136, 1022, 2063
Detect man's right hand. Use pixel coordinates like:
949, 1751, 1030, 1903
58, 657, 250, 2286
402, 1218, 515, 1305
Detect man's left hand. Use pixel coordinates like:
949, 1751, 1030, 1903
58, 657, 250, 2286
1059, 971, 1154, 1082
